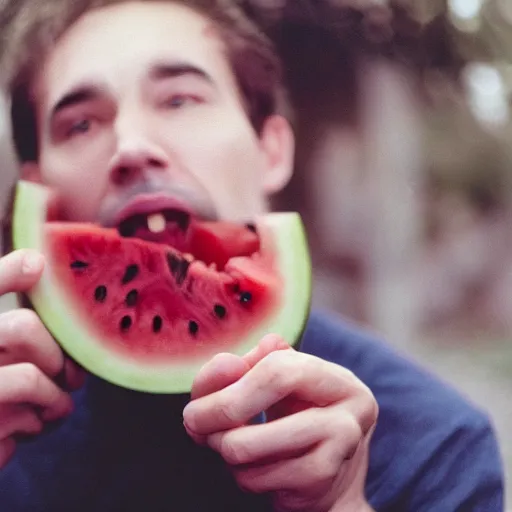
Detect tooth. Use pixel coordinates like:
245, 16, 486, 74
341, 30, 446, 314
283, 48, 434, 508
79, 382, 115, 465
183, 253, 194, 262
147, 213, 166, 233
209, 263, 217, 271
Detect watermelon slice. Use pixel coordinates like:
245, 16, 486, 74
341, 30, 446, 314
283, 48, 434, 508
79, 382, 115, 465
11, 181, 312, 394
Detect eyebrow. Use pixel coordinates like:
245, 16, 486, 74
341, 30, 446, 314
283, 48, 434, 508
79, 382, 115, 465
49, 84, 104, 123
49, 62, 214, 122
148, 61, 215, 85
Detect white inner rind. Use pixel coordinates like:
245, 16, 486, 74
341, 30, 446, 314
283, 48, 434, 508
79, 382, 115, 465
12, 181, 312, 394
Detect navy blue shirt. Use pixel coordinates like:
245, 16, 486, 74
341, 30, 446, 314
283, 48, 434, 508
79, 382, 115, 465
0, 310, 504, 511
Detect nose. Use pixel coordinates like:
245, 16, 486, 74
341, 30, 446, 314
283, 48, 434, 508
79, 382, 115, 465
108, 135, 169, 187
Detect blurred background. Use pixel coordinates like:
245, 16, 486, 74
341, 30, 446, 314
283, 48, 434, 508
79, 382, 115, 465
1, 0, 512, 504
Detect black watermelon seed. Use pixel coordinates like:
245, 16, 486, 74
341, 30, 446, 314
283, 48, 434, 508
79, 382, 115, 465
240, 292, 252, 304
188, 321, 199, 336
71, 260, 88, 270
166, 253, 190, 286
125, 290, 138, 307
122, 264, 139, 285
214, 304, 227, 319
245, 223, 257, 233
120, 316, 132, 331
94, 286, 107, 303
153, 316, 163, 333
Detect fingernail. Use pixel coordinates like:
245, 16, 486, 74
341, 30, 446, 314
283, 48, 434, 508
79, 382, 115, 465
183, 411, 194, 431
22, 252, 44, 274
183, 421, 206, 445
206, 433, 221, 451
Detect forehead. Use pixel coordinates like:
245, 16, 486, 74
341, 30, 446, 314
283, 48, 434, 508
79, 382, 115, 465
35, 1, 235, 105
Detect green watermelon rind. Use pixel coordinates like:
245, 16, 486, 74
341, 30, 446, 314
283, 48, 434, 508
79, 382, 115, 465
12, 181, 312, 394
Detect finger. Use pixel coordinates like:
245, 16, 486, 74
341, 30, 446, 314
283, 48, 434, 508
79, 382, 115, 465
190, 335, 292, 403
0, 363, 73, 422
206, 406, 328, 466
207, 403, 363, 467
186, 354, 249, 445
183, 350, 360, 435
0, 404, 43, 439
191, 353, 249, 401
0, 250, 45, 295
232, 440, 342, 499
61, 358, 87, 391
0, 308, 65, 378
0, 438, 16, 468
242, 334, 291, 369
191, 334, 290, 401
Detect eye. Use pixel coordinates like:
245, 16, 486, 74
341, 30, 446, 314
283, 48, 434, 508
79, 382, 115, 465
161, 94, 198, 109
67, 118, 92, 137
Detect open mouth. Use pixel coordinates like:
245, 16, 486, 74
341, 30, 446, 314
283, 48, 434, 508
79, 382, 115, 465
117, 207, 194, 253
114, 204, 260, 271
118, 208, 191, 237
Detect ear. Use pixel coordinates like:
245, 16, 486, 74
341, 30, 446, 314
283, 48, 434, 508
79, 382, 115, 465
258, 115, 295, 195
20, 162, 42, 183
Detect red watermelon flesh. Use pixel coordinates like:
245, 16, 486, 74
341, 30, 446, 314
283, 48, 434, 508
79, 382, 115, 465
12, 180, 312, 393
120, 213, 261, 269
44, 220, 281, 363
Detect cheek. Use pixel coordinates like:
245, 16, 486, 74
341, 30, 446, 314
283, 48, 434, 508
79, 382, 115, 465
168, 115, 267, 218
39, 151, 107, 221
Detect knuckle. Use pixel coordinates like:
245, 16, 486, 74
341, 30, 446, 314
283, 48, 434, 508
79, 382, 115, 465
358, 391, 379, 433
2, 309, 40, 342
16, 309, 41, 338
217, 398, 241, 426
0, 251, 31, 292
329, 406, 349, 430
332, 413, 363, 462
261, 350, 296, 390
339, 366, 361, 389
316, 452, 340, 483
329, 410, 362, 449
346, 411, 363, 437
15, 362, 42, 392
367, 394, 379, 424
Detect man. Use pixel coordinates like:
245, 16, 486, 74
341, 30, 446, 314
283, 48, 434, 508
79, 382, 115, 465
0, 1, 504, 511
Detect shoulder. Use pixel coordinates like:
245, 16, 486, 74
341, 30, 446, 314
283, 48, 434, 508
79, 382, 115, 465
300, 309, 505, 511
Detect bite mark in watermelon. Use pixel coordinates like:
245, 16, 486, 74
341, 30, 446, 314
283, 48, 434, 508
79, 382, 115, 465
11, 181, 312, 393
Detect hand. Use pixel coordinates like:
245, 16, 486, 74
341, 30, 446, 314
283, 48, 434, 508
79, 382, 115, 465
183, 334, 379, 512
0, 249, 86, 469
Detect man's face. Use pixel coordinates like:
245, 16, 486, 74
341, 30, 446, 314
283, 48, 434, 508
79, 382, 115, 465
26, 1, 294, 227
